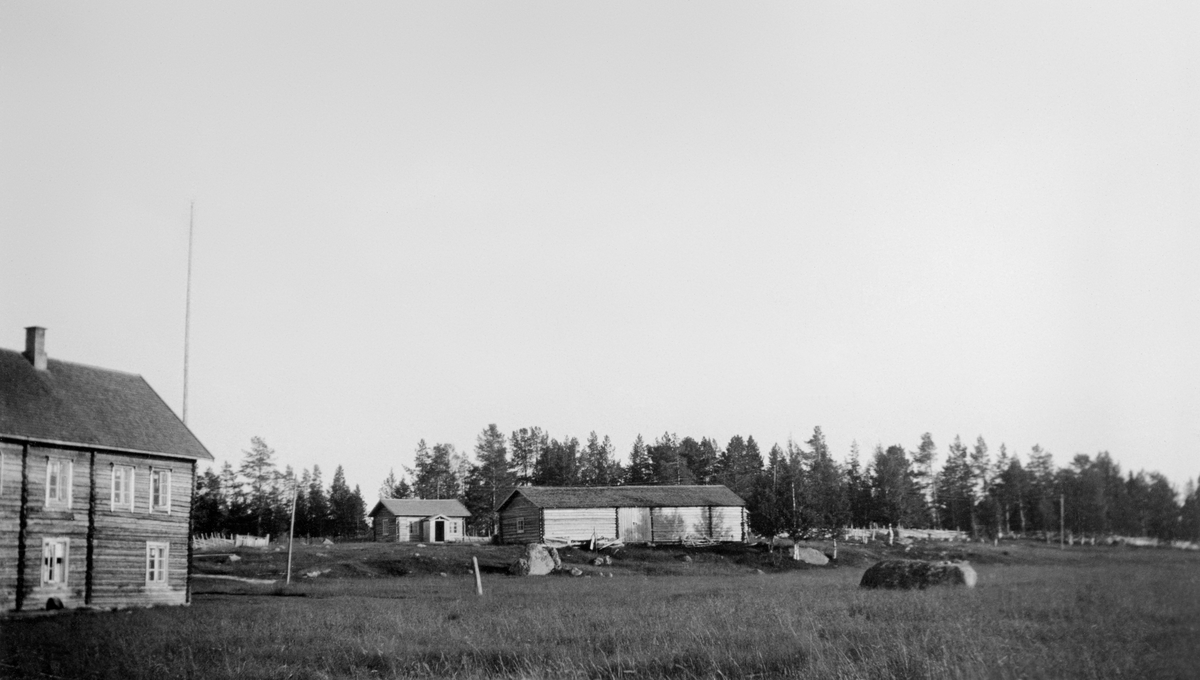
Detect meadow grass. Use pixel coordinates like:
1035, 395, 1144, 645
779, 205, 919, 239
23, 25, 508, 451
2, 544, 1198, 679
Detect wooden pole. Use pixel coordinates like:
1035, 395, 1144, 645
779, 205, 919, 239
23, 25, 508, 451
183, 201, 195, 425
473, 556, 483, 596
286, 478, 299, 585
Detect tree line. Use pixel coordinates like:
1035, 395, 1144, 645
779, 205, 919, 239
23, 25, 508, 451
192, 436, 369, 539
384, 424, 1200, 543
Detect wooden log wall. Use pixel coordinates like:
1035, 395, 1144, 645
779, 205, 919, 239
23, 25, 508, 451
497, 495, 542, 544
0, 442, 23, 609
88, 452, 191, 608
709, 507, 745, 542
650, 506, 708, 543
543, 508, 618, 542
1, 442, 195, 611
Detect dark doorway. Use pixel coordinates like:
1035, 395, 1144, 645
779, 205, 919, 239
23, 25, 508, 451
435, 520, 445, 542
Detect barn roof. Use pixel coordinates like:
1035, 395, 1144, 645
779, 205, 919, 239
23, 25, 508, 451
368, 498, 472, 518
0, 347, 212, 460
498, 485, 746, 511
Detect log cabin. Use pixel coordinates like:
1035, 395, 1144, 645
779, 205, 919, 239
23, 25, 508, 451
367, 498, 470, 543
0, 327, 212, 611
496, 485, 747, 545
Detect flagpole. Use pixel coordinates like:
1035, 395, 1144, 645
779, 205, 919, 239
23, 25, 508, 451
183, 201, 195, 425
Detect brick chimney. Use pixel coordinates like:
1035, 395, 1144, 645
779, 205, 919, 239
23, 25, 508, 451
24, 326, 47, 370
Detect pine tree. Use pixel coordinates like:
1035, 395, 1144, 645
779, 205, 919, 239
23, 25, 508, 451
649, 432, 691, 485
683, 437, 719, 484
239, 437, 279, 536
509, 427, 546, 486
328, 466, 354, 537
805, 427, 850, 538
871, 444, 924, 529
911, 433, 938, 527
844, 440, 873, 528
625, 435, 653, 485
307, 465, 331, 537
936, 436, 974, 532
578, 432, 618, 486
463, 424, 514, 534
969, 436, 990, 538
533, 436, 579, 486
192, 467, 225, 534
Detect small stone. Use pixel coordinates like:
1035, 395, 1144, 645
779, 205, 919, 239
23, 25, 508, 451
569, 568, 584, 577
228, 554, 242, 563
592, 557, 605, 566
417, 543, 427, 548
755, 569, 764, 574
604, 556, 613, 565
305, 570, 321, 578
439, 572, 447, 577
681, 555, 693, 563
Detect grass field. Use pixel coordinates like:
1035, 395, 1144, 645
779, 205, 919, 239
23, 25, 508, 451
2, 540, 1198, 679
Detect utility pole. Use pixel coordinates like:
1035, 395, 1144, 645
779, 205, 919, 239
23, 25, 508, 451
286, 476, 299, 585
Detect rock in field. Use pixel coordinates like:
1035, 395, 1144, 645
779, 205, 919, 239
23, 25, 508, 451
509, 544, 559, 576
569, 567, 584, 577
859, 560, 977, 590
792, 546, 829, 566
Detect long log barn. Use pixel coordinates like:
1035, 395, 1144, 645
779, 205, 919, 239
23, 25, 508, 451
0, 327, 213, 611
496, 485, 747, 545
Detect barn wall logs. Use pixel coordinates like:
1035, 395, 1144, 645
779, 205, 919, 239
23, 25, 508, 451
20, 446, 91, 610
543, 508, 617, 542
650, 506, 708, 543
498, 495, 543, 544
709, 507, 745, 542
88, 453, 192, 608
0, 442, 24, 609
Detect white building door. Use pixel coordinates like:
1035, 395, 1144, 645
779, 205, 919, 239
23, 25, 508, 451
617, 507, 651, 543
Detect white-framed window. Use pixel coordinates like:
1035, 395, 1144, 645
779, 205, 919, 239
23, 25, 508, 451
111, 465, 134, 510
45, 458, 72, 508
151, 469, 171, 512
146, 542, 169, 586
42, 538, 69, 586
516, 517, 525, 533
450, 521, 458, 535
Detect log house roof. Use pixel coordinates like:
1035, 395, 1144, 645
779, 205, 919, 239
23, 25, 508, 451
0, 348, 212, 460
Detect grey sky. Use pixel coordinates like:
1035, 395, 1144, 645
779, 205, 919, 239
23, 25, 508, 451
2, 2, 1197, 494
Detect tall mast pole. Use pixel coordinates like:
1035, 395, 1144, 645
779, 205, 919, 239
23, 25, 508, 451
183, 201, 195, 425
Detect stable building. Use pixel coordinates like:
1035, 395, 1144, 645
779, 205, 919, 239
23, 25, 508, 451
367, 498, 470, 543
496, 485, 747, 545
0, 327, 213, 611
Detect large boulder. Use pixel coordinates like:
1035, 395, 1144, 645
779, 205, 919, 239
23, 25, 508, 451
510, 543, 559, 576
859, 560, 977, 589
792, 546, 830, 566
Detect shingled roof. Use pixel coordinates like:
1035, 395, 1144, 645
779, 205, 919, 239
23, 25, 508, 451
368, 498, 472, 518
0, 347, 212, 460
498, 485, 746, 511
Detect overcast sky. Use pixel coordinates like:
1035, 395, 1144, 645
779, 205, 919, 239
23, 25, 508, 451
2, 2, 1197, 496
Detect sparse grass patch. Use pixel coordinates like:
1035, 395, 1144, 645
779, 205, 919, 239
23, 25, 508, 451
3, 543, 1198, 679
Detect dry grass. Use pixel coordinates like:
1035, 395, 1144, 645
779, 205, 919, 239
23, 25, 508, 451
2, 542, 1198, 679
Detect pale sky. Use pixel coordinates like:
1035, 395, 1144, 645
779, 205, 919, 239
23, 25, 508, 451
2, 2, 1197, 495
